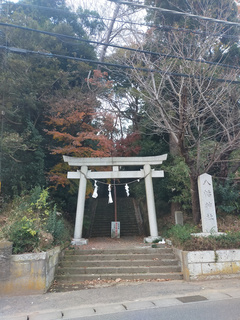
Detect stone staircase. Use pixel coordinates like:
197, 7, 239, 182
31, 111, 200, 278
89, 197, 143, 237
55, 246, 183, 284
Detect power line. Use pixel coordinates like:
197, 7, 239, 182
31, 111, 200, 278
0, 22, 239, 71
0, 45, 240, 84
3, 1, 240, 40
109, 0, 240, 27
80, 14, 240, 40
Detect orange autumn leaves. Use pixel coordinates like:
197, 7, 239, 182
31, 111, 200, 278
45, 71, 141, 188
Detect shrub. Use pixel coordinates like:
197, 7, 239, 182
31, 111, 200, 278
214, 180, 240, 214
8, 216, 39, 254
45, 205, 68, 245
166, 224, 197, 247
2, 187, 71, 253
167, 226, 240, 251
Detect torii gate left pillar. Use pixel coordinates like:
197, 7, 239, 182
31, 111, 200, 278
63, 155, 167, 245
73, 165, 88, 244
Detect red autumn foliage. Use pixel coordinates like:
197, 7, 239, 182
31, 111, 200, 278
114, 133, 141, 157
86, 70, 113, 89
45, 92, 114, 188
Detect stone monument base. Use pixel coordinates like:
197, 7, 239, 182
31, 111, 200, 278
71, 238, 88, 245
191, 232, 226, 237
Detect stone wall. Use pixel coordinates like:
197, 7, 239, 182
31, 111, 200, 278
0, 242, 61, 296
174, 248, 240, 281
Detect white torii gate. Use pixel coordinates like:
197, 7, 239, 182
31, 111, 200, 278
63, 154, 167, 245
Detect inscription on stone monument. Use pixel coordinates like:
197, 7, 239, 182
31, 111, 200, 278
198, 173, 218, 233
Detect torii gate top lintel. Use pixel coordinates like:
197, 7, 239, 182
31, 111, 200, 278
63, 154, 168, 167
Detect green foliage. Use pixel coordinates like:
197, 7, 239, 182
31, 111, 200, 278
165, 224, 198, 246
163, 156, 192, 211
214, 180, 240, 214
183, 232, 240, 251
8, 217, 39, 254
0, 0, 97, 199
2, 187, 71, 253
45, 205, 67, 245
166, 224, 240, 251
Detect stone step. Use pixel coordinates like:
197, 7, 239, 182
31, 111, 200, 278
63, 253, 176, 262
58, 265, 181, 275
56, 272, 183, 282
54, 244, 183, 289
64, 247, 173, 255
89, 197, 141, 237
61, 258, 179, 268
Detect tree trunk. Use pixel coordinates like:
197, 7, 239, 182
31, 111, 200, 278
190, 174, 201, 224
169, 132, 181, 218
99, 3, 120, 63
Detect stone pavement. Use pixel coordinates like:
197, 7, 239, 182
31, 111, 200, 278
1, 278, 240, 320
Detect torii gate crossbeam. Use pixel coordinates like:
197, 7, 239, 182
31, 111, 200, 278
63, 154, 167, 245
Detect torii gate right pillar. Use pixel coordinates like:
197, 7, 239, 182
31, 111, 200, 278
144, 164, 159, 241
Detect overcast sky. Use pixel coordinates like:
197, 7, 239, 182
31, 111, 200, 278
9, 0, 114, 11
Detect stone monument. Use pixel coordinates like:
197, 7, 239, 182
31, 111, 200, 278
192, 173, 224, 237
198, 173, 218, 234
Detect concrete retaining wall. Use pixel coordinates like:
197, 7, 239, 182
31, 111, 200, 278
0, 242, 61, 296
174, 247, 240, 281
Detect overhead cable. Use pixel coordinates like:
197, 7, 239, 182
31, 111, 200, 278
0, 22, 239, 70
109, 0, 240, 27
3, 2, 239, 40
0, 45, 239, 84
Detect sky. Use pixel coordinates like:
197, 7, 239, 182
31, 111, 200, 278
8, 0, 113, 11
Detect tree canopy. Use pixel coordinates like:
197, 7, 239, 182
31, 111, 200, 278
1, 0, 240, 224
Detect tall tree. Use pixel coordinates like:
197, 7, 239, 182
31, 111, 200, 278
0, 0, 97, 196
114, 0, 240, 223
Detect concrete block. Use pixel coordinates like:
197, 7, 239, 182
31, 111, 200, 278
124, 300, 155, 311
11, 261, 31, 277
203, 292, 230, 301
230, 250, 240, 260
1, 316, 27, 320
188, 263, 202, 276
0, 247, 61, 296
11, 252, 46, 262
29, 311, 63, 320
152, 298, 183, 307
232, 262, 240, 273
63, 307, 96, 318
0, 242, 12, 280
95, 304, 126, 315
188, 251, 215, 263
202, 262, 233, 275
217, 250, 236, 262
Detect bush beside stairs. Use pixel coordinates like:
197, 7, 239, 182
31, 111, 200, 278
55, 246, 183, 284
